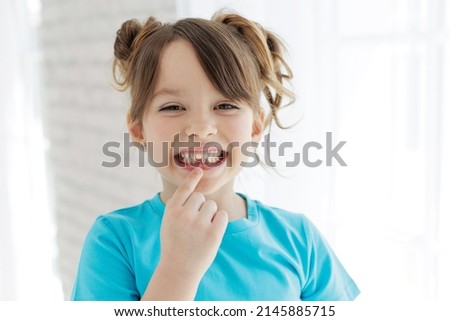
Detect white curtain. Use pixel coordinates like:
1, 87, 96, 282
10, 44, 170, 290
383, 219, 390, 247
178, 0, 450, 301
0, 0, 62, 300
0, 0, 23, 300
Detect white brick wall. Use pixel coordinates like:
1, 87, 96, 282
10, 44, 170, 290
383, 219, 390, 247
40, 0, 176, 299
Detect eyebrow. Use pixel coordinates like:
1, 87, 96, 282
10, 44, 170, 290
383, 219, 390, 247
152, 88, 185, 99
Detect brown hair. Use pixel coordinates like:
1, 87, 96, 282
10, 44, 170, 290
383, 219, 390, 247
113, 11, 295, 131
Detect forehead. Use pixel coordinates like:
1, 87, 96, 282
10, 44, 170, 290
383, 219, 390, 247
153, 39, 216, 94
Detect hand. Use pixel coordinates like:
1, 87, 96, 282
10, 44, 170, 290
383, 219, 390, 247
158, 168, 228, 281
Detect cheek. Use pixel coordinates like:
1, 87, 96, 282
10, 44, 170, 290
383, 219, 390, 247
143, 120, 178, 142
224, 117, 255, 165
226, 118, 254, 142
141, 121, 177, 164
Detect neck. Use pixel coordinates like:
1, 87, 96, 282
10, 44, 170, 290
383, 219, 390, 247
207, 188, 247, 221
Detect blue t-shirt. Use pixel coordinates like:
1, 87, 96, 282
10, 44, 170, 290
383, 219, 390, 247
71, 193, 360, 300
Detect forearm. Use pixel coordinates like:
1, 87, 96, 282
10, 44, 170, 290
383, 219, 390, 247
141, 262, 202, 301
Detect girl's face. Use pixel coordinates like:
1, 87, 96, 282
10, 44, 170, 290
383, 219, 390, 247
131, 39, 263, 197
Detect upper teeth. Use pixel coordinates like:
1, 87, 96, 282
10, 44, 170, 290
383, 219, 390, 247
179, 152, 221, 163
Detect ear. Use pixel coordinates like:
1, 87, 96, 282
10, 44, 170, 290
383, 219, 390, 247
251, 109, 265, 142
127, 111, 144, 143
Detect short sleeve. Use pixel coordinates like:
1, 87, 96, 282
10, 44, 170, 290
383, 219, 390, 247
300, 218, 360, 301
71, 216, 139, 301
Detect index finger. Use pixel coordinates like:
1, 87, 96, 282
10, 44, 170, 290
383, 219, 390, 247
170, 167, 204, 206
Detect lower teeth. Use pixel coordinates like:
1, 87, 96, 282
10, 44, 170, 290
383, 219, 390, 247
179, 154, 223, 166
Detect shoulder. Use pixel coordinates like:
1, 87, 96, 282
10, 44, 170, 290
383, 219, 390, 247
80, 195, 163, 258
88, 195, 162, 238
100, 199, 152, 223
93, 201, 145, 231
251, 197, 317, 234
240, 194, 324, 248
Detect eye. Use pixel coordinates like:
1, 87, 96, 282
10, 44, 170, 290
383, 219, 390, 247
159, 105, 185, 111
215, 103, 240, 110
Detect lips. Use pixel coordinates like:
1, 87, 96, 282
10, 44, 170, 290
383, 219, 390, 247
174, 147, 228, 168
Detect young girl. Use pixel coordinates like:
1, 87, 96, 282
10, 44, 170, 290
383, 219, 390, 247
71, 11, 360, 301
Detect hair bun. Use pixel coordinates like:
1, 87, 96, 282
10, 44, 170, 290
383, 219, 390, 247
114, 19, 142, 61
213, 12, 295, 129
113, 17, 162, 91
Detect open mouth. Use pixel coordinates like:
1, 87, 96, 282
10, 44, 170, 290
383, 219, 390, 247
174, 149, 228, 169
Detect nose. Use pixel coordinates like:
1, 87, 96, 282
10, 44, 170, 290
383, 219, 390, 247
185, 114, 217, 139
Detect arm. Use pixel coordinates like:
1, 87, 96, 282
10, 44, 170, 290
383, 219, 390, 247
141, 260, 201, 300
300, 217, 360, 301
71, 216, 139, 300
141, 168, 228, 301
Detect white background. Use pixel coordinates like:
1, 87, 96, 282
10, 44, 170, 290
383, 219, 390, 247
1, 0, 449, 302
